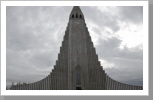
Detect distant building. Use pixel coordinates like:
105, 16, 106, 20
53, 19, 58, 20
10, 6, 142, 90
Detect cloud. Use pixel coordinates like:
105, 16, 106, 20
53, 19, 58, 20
82, 6, 120, 33
117, 6, 143, 24
6, 6, 72, 86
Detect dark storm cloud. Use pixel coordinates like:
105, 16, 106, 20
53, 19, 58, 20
6, 6, 143, 87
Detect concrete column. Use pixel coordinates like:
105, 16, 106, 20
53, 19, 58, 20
114, 81, 116, 90
123, 84, 126, 90
31, 83, 33, 90
59, 55, 61, 90
15, 85, 17, 90
28, 84, 30, 90
46, 76, 48, 90
22, 84, 24, 90
33, 83, 35, 90
24, 84, 27, 90
40, 80, 42, 90
52, 72, 55, 90
32, 83, 35, 90
16, 85, 17, 90
50, 74, 52, 90
132, 85, 135, 90
105, 75, 108, 90
42, 79, 45, 90
42, 78, 45, 90
48, 75, 51, 90
43, 79, 46, 90
130, 85, 133, 90
30, 83, 32, 90
107, 77, 110, 90
111, 78, 113, 90
118, 82, 121, 90
20, 85, 22, 90
95, 62, 98, 90
51, 74, 53, 90
45, 76, 48, 90
115, 81, 118, 90
39, 81, 41, 90
24, 84, 26, 90
45, 77, 47, 90
107, 76, 110, 90
30, 84, 32, 90
18, 85, 20, 90
109, 78, 112, 90
112, 79, 115, 90
37, 82, 39, 90
63, 41, 67, 90
114, 80, 117, 90
120, 83, 123, 90
43, 78, 45, 90
99, 67, 102, 90
122, 83, 125, 90
125, 84, 128, 90
112, 80, 114, 90
133, 86, 136, 90
21, 85, 23, 90
120, 83, 122, 90
116, 81, 119, 90
27, 84, 29, 90
128, 85, 130, 90
60, 47, 63, 90
90, 47, 94, 90
126, 84, 128, 90
34, 82, 37, 90
117, 81, 120, 90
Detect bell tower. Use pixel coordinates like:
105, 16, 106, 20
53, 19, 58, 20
67, 6, 89, 90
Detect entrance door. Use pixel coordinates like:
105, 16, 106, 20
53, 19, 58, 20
75, 65, 82, 90
76, 86, 82, 90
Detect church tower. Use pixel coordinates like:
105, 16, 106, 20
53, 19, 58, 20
67, 6, 106, 90
10, 6, 143, 90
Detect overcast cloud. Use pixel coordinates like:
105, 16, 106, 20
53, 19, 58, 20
6, 6, 143, 87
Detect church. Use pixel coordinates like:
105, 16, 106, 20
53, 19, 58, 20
10, 6, 143, 90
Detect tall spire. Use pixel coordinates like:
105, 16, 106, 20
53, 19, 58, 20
69, 6, 84, 20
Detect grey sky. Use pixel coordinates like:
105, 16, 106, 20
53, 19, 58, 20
6, 6, 143, 87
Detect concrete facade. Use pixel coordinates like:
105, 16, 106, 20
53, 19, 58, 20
10, 6, 143, 90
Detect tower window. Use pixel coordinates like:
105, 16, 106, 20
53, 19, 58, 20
80, 15, 82, 18
76, 13, 78, 18
76, 67, 81, 85
72, 14, 74, 18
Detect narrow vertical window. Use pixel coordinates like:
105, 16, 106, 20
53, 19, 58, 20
72, 14, 74, 18
80, 15, 82, 18
76, 13, 78, 18
76, 67, 81, 85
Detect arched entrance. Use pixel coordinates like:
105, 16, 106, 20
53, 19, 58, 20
75, 65, 82, 90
